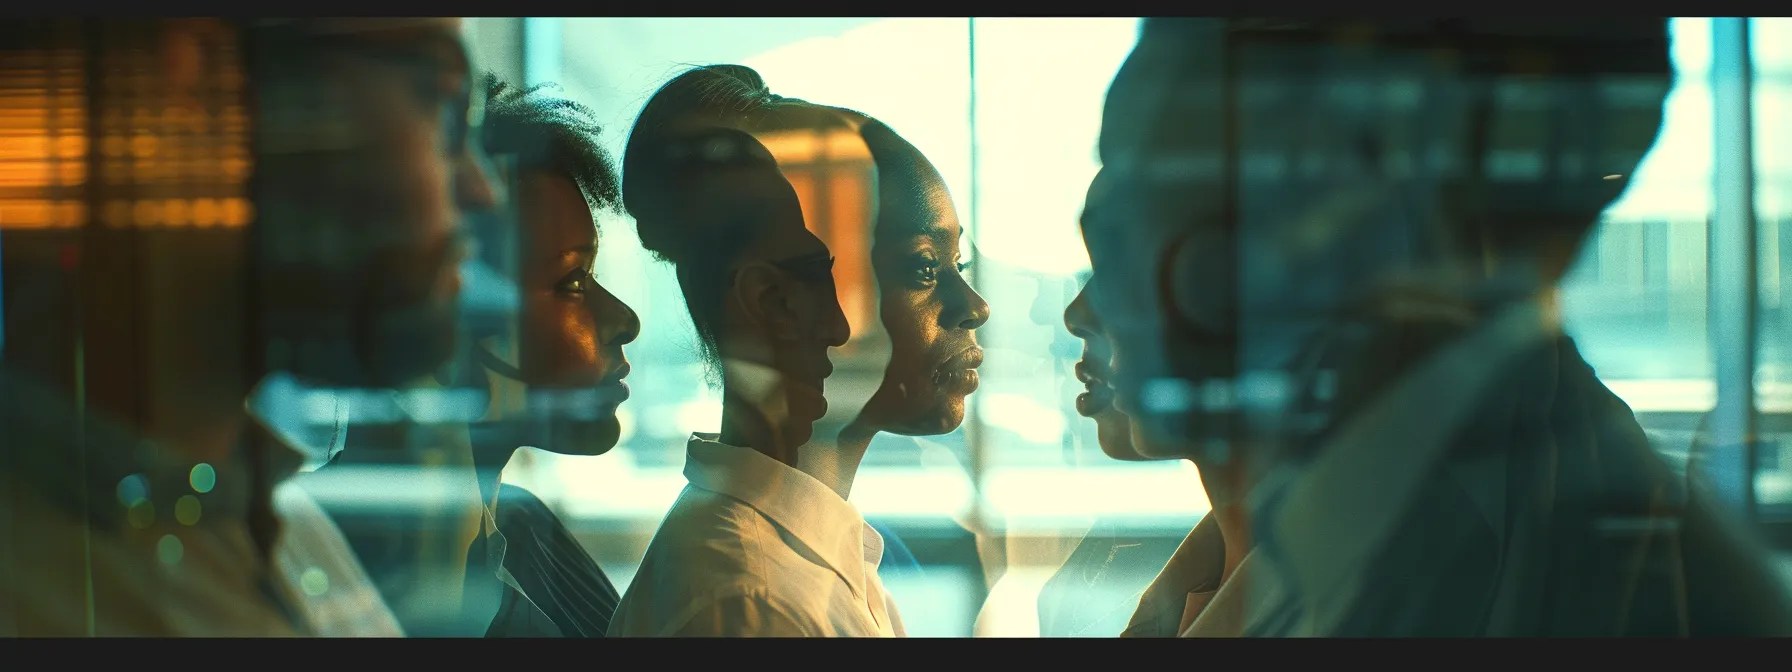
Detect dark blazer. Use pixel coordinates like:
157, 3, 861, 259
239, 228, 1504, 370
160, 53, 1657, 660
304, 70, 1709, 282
1254, 333, 1792, 637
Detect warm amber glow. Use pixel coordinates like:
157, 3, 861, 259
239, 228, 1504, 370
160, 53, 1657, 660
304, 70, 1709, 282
2, 40, 248, 232
221, 198, 252, 227
86, 198, 251, 229
0, 161, 87, 188
786, 170, 818, 231
130, 135, 159, 158
102, 135, 128, 157
132, 199, 162, 226
0, 199, 85, 229
779, 140, 878, 344
0, 134, 85, 161
191, 198, 219, 227
759, 128, 873, 165
222, 157, 250, 180
827, 170, 873, 334
162, 198, 190, 226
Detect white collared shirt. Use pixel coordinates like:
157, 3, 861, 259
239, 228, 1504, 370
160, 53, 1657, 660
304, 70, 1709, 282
608, 434, 905, 637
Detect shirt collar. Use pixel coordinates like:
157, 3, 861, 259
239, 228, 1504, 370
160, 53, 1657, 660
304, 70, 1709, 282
1124, 512, 1226, 637
681, 433, 878, 595
0, 366, 305, 529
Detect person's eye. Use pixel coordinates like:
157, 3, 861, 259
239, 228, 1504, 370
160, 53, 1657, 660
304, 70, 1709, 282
911, 255, 940, 285
955, 260, 973, 274
556, 270, 590, 295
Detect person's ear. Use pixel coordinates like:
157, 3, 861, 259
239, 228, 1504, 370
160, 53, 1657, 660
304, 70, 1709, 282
732, 262, 803, 341
1165, 227, 1236, 336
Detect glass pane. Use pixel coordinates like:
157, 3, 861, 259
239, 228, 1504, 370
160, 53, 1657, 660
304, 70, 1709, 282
1753, 18, 1792, 535
1561, 18, 1713, 478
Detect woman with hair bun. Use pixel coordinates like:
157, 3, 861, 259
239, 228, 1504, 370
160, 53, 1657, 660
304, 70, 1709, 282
610, 62, 992, 637
606, 67, 863, 636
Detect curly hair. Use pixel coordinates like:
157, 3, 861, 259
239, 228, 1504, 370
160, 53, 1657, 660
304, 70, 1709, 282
480, 73, 622, 214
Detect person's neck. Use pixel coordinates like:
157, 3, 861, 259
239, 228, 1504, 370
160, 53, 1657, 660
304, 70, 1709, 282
796, 422, 875, 501
468, 433, 517, 518
1193, 457, 1253, 585
416, 419, 496, 614
718, 388, 803, 467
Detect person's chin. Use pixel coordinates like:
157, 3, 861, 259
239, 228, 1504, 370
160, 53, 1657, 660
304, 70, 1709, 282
1126, 421, 1197, 461
1094, 410, 1148, 461
794, 386, 829, 425
543, 415, 621, 457
886, 396, 965, 437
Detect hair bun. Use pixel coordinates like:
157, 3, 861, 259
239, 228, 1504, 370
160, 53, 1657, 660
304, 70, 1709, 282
624, 64, 794, 266
627, 125, 781, 264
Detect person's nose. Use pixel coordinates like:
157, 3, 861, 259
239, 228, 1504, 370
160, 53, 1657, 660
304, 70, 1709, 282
1064, 284, 1098, 340
942, 270, 991, 331
824, 285, 851, 348
455, 144, 502, 213
589, 280, 641, 347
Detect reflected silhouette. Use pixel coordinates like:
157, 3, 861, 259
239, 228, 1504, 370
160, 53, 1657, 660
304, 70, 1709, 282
1085, 17, 1792, 636
0, 18, 495, 636
608, 67, 880, 637
1037, 277, 1204, 637
308, 73, 637, 637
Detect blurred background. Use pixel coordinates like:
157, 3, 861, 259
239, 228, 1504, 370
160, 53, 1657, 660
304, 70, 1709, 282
213, 17, 1792, 636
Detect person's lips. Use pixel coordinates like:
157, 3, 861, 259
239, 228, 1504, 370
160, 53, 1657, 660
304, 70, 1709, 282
942, 346, 984, 371
1074, 357, 1115, 418
596, 361, 631, 406
936, 346, 984, 393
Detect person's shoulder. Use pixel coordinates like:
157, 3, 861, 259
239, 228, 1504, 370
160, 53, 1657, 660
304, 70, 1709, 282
490, 483, 611, 582
652, 485, 779, 552
626, 492, 786, 599
493, 483, 565, 532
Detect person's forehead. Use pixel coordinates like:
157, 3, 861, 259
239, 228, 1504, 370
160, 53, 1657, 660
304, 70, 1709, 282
878, 186, 956, 242
874, 160, 957, 236
517, 172, 597, 247
1081, 164, 1211, 240
305, 18, 471, 73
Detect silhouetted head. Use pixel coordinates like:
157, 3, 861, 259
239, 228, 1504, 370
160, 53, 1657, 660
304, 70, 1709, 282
624, 66, 850, 447
636, 64, 992, 439
1064, 275, 1145, 461
1082, 18, 1674, 462
249, 18, 500, 389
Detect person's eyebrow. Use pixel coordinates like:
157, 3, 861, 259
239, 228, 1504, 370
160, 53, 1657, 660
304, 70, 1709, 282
918, 221, 952, 236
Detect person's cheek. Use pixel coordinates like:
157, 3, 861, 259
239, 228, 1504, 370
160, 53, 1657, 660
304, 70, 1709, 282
541, 305, 603, 388
570, 313, 603, 379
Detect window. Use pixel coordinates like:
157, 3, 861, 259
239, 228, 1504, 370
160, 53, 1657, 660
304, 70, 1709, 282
463, 16, 1792, 636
